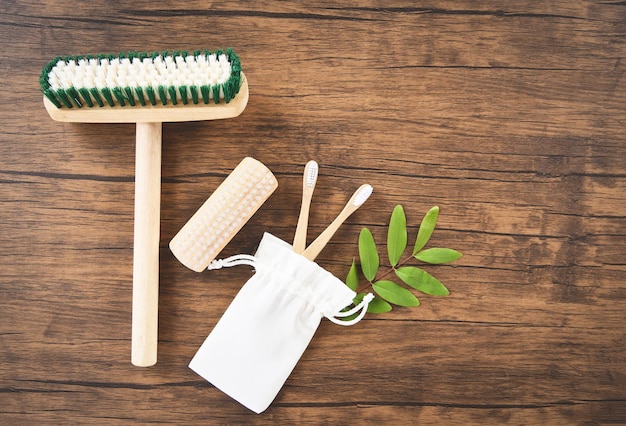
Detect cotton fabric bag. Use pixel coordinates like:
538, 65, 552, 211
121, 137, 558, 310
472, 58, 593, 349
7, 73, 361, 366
189, 232, 372, 413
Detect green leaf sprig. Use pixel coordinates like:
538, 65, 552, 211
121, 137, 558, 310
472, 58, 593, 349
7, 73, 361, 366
345, 205, 462, 314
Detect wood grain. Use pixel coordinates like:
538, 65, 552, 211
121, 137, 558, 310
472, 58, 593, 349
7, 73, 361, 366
1, 1, 625, 424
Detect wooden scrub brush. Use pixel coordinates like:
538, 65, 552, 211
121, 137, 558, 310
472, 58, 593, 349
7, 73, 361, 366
40, 48, 249, 367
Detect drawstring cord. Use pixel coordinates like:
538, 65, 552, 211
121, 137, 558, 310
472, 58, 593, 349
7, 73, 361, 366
327, 293, 375, 326
208, 254, 258, 270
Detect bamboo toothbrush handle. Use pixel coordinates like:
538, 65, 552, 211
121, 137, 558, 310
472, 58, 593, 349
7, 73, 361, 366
131, 122, 162, 367
301, 184, 372, 261
293, 188, 313, 253
301, 209, 350, 261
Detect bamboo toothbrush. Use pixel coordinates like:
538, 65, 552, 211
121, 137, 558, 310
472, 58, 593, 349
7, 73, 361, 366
40, 48, 249, 367
301, 184, 373, 261
292, 160, 318, 253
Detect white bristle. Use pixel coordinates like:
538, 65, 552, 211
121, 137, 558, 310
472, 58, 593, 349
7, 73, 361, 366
305, 161, 318, 187
353, 184, 373, 206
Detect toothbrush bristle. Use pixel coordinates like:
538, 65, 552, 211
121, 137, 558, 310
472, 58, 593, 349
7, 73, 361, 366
305, 161, 319, 187
353, 184, 373, 206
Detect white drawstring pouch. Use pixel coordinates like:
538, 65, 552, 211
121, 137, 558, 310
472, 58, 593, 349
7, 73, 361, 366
189, 232, 373, 413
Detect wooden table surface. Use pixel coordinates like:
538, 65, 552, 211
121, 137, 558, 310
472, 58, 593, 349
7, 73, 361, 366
2, 1, 625, 424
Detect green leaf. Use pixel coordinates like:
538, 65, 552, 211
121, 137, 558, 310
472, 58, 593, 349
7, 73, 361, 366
345, 259, 359, 291
387, 205, 407, 267
353, 293, 392, 314
394, 266, 449, 296
367, 296, 393, 313
415, 248, 462, 264
359, 228, 379, 282
372, 280, 420, 307
413, 206, 439, 254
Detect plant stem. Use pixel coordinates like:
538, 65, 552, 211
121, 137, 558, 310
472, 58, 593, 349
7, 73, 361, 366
356, 253, 416, 294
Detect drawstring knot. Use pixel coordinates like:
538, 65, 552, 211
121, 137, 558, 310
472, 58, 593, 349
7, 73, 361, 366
208, 254, 258, 270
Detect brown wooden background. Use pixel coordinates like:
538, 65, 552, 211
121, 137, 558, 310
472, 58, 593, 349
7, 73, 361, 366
1, 1, 625, 424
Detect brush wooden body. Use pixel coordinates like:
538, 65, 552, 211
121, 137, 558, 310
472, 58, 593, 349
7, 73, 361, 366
42, 76, 248, 123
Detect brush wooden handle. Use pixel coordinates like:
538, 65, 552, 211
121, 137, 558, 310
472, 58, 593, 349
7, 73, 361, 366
131, 122, 162, 367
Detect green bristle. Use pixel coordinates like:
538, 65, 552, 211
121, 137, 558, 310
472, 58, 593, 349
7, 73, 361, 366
220, 83, 229, 104
200, 85, 210, 104
123, 87, 136, 106
224, 82, 234, 104
78, 88, 94, 107
212, 86, 220, 104
190, 86, 199, 104
40, 59, 57, 93
65, 87, 83, 107
39, 74, 51, 93
100, 88, 115, 107
179, 86, 188, 104
89, 88, 105, 107
134, 87, 146, 106
168, 86, 178, 105
158, 86, 167, 105
55, 89, 74, 108
230, 54, 241, 71
102, 87, 115, 106
112, 87, 126, 106
43, 90, 62, 108
39, 70, 48, 86
146, 86, 157, 105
